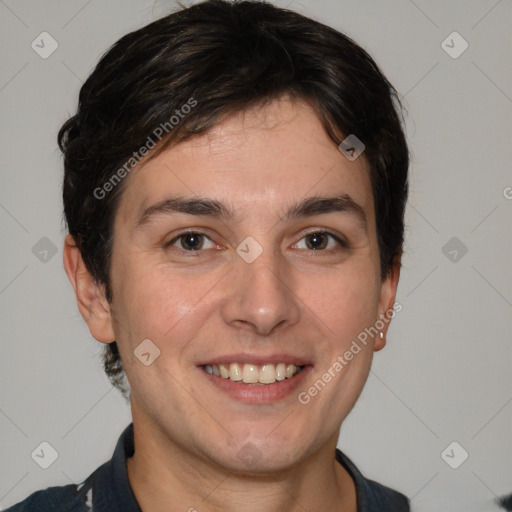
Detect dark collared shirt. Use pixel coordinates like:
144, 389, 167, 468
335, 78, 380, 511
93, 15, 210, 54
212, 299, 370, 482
5, 423, 410, 511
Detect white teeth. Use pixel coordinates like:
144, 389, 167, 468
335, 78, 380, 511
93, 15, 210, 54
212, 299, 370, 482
259, 364, 276, 384
218, 363, 230, 378
204, 362, 303, 384
275, 363, 286, 381
229, 363, 243, 381
242, 364, 259, 384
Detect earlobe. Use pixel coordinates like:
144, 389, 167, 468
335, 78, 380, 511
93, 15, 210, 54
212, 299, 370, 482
63, 234, 115, 344
374, 330, 386, 352
374, 253, 402, 352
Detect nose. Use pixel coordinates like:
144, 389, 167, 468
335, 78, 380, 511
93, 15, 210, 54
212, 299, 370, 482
220, 248, 301, 337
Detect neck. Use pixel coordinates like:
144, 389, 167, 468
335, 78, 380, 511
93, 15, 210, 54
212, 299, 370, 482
126, 412, 357, 512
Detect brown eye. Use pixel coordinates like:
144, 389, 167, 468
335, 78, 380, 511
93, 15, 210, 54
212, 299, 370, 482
305, 232, 328, 250
168, 232, 215, 251
294, 232, 343, 251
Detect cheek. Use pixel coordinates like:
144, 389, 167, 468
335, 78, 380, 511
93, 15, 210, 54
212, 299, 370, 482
303, 265, 381, 344
111, 254, 225, 347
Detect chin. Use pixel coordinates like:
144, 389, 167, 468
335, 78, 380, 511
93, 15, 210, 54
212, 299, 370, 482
203, 430, 314, 476
218, 447, 301, 476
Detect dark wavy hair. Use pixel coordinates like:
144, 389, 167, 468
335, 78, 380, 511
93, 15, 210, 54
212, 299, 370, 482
58, 0, 409, 397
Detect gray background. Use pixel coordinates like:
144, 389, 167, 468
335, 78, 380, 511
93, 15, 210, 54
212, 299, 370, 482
1, 1, 511, 510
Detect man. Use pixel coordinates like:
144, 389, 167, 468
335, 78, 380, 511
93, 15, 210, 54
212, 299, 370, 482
7, 0, 410, 510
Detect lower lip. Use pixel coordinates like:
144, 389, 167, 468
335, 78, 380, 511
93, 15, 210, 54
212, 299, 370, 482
199, 365, 313, 404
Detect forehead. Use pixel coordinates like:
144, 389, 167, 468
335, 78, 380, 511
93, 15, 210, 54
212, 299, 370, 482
116, 97, 374, 227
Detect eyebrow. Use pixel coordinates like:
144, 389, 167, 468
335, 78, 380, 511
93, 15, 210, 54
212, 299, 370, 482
135, 194, 367, 231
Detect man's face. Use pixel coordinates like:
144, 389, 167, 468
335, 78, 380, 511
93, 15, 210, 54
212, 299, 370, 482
107, 97, 397, 472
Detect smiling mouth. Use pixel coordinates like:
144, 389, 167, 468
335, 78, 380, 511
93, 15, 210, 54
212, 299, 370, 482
202, 363, 305, 385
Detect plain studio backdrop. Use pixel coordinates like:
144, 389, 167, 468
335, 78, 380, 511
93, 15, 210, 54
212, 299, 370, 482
0, 1, 511, 511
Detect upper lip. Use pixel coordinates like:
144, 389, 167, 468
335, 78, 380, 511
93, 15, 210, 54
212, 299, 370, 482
196, 352, 312, 367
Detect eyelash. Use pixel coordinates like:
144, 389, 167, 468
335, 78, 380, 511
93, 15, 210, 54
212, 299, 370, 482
164, 229, 348, 255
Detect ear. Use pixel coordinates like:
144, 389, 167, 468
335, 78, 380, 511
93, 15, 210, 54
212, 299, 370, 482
374, 253, 401, 352
63, 234, 115, 344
